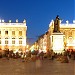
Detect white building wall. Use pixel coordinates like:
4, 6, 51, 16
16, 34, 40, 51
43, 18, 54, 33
0, 20, 27, 52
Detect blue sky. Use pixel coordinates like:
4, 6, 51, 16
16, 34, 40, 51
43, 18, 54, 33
0, 0, 74, 45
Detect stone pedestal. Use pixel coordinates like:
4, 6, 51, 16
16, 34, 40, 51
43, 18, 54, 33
51, 33, 64, 53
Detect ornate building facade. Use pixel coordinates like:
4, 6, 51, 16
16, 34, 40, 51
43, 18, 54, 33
49, 19, 75, 52
31, 16, 75, 53
0, 19, 27, 52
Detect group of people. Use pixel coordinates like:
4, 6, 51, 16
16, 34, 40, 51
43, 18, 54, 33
64, 50, 75, 60
0, 49, 55, 61
0, 49, 75, 63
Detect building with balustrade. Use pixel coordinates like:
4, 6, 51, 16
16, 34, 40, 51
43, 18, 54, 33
31, 16, 75, 53
0, 19, 27, 53
49, 19, 75, 52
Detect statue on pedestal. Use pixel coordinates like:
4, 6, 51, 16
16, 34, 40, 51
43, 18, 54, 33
53, 15, 60, 33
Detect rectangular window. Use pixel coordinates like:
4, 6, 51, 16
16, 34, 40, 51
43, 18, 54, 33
12, 31, 15, 35
5, 37, 8, 39
0, 40, 1, 44
19, 31, 22, 36
19, 37, 22, 39
64, 32, 65, 35
0, 31, 1, 35
12, 37, 15, 39
52, 36, 53, 42
5, 31, 8, 35
19, 40, 22, 44
12, 40, 15, 44
5, 40, 8, 44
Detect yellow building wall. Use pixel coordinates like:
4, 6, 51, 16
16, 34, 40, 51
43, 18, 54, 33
0, 22, 27, 52
49, 22, 75, 50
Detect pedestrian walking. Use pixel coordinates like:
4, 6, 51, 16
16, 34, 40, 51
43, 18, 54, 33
51, 50, 54, 60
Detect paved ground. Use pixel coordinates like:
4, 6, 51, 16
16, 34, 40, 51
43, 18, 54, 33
0, 58, 75, 75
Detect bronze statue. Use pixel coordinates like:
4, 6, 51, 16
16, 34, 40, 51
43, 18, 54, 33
53, 15, 60, 33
